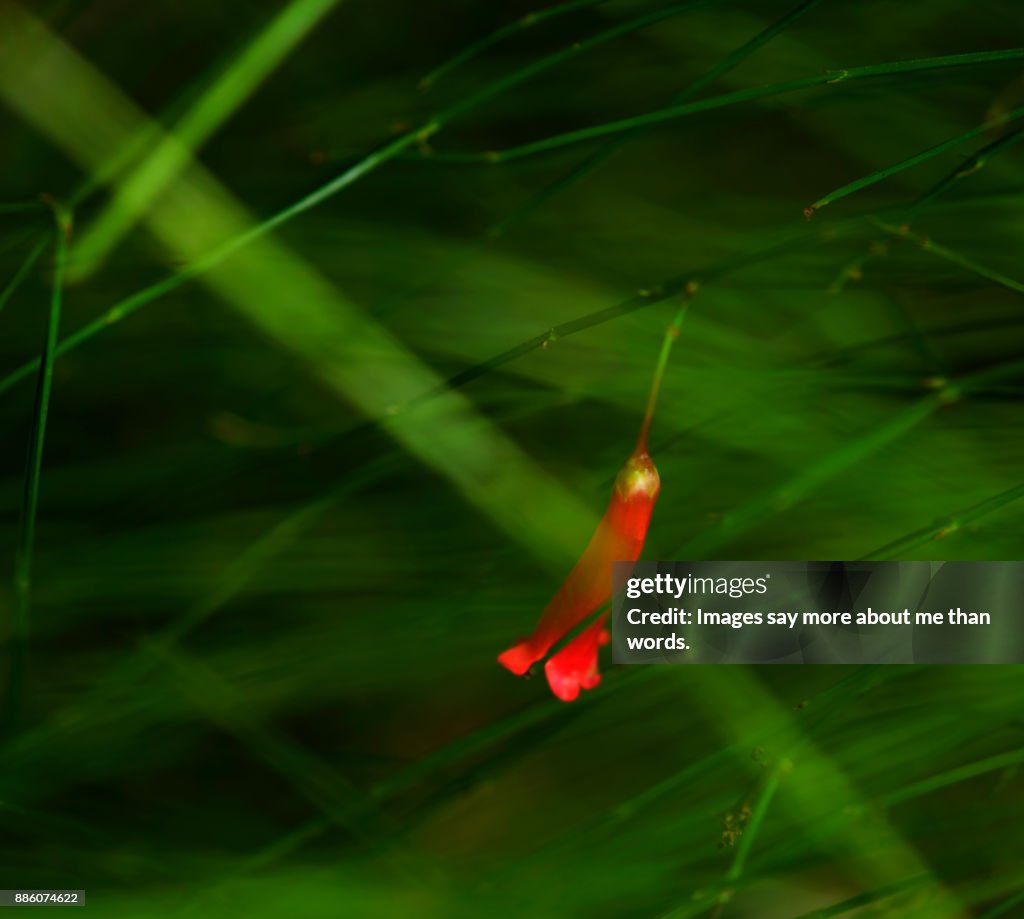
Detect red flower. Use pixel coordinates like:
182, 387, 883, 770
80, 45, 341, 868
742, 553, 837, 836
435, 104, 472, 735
498, 449, 660, 700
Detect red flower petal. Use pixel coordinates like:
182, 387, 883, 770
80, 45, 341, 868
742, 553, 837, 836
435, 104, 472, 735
498, 450, 659, 698
543, 613, 610, 702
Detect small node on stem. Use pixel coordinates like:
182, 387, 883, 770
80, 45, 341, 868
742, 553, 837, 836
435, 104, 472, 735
956, 159, 984, 179
933, 521, 960, 540
39, 193, 72, 239
826, 69, 849, 84
416, 122, 439, 143
803, 205, 816, 220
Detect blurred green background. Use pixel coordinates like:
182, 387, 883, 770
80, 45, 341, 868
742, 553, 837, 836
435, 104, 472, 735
0, 0, 1023, 915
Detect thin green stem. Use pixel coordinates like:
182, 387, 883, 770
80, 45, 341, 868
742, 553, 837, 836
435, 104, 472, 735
72, 0, 343, 278
978, 889, 1024, 919
4, 198, 70, 735
443, 48, 1024, 163
725, 759, 790, 886
789, 877, 932, 919
0, 201, 47, 215
909, 122, 1024, 217
638, 300, 689, 452
1, 46, 1014, 403
671, 357, 1024, 558
863, 482, 1024, 560
433, 0, 722, 126
0, 235, 48, 313
881, 746, 1024, 807
0, 0, 713, 399
493, 0, 828, 234
808, 103, 1024, 213
419, 0, 610, 89
411, 222, 854, 412
873, 219, 1024, 296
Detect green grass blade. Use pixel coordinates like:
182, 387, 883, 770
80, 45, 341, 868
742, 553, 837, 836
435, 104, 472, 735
874, 220, 1024, 296
461, 48, 1024, 162
0, 0, 718, 401
726, 758, 790, 885
71, 0, 342, 278
808, 104, 1024, 214
864, 482, 1024, 559
673, 358, 1024, 558
493, 0, 829, 234
419, 0, 610, 89
0, 201, 46, 215
0, 234, 48, 313
909, 122, 1024, 216
881, 747, 1024, 807
979, 890, 1024, 919
3, 200, 70, 735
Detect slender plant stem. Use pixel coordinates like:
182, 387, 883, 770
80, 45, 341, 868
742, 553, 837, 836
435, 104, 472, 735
0, 48, 1017, 402
725, 758, 791, 885
872, 220, 1024, 296
638, 299, 690, 452
4, 198, 71, 735
0, 235, 49, 313
493, 0, 828, 234
881, 746, 1024, 806
909, 122, 1024, 217
0, 201, 47, 215
978, 889, 1024, 919
441, 48, 1024, 163
420, 0, 611, 89
808, 103, 1024, 213
671, 356, 1024, 558
864, 482, 1024, 560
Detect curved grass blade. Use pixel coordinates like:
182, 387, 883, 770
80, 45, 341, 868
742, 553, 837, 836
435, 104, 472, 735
807, 103, 1024, 215
493, 0, 828, 235
419, 0, 610, 89
2, 199, 70, 735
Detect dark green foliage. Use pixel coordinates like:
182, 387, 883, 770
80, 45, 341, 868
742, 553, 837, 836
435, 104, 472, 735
0, 1, 1022, 915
